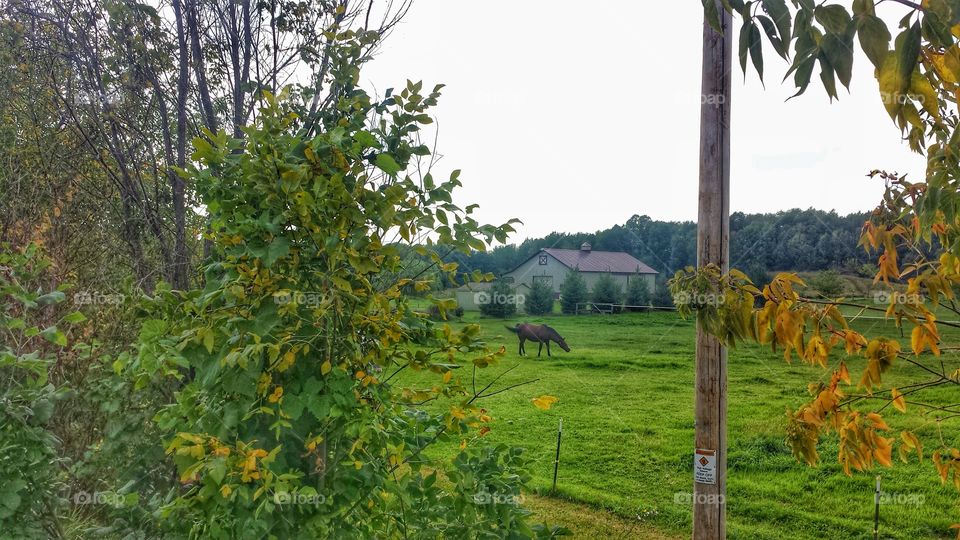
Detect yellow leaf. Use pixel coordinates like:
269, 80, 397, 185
890, 388, 906, 413
220, 485, 232, 497
531, 395, 559, 411
268, 386, 283, 403
443, 370, 452, 384
321, 359, 332, 375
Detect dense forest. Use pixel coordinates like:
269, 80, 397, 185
451, 209, 875, 280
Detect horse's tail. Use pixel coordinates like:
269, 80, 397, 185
504, 324, 520, 333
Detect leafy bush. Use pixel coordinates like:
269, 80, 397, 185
625, 275, 651, 308
0, 244, 78, 537
427, 303, 464, 320
479, 280, 519, 318
809, 269, 845, 297
744, 262, 769, 288
560, 270, 588, 314
126, 85, 558, 537
652, 278, 674, 308
525, 281, 554, 315
591, 274, 622, 305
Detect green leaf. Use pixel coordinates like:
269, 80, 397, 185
757, 15, 787, 59
63, 311, 87, 324
761, 0, 792, 50
375, 153, 402, 175
702, 0, 722, 33
40, 326, 67, 347
819, 53, 838, 101
896, 22, 922, 89
857, 15, 891, 70
821, 34, 854, 89
749, 22, 764, 81
739, 18, 752, 75
264, 238, 290, 268
35, 291, 65, 306
815, 5, 851, 34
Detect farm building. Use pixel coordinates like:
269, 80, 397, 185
502, 243, 657, 296
453, 280, 530, 311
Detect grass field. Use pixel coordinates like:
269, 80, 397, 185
397, 306, 960, 539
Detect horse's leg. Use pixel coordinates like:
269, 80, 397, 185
537, 341, 543, 357
547, 341, 552, 357
519, 337, 525, 356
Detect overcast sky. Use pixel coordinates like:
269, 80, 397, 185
363, 1, 924, 241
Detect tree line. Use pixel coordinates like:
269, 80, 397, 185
451, 209, 878, 282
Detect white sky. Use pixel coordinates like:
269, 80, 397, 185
363, 1, 925, 241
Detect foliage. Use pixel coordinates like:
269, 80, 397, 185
0, 244, 80, 537
625, 275, 651, 309
808, 269, 845, 297
454, 209, 878, 278
428, 303, 465, 321
122, 78, 567, 537
480, 280, 519, 319
559, 271, 588, 315
525, 281, 555, 316
590, 274, 623, 305
681, 5, 960, 533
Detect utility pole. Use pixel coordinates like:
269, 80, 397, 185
693, 1, 731, 538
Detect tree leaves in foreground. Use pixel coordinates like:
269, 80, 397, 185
125, 72, 568, 536
692, 1, 960, 535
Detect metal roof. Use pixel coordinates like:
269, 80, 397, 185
541, 248, 658, 274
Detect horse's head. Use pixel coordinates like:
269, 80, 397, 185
551, 329, 570, 352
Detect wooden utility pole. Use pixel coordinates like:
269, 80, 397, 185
693, 1, 731, 538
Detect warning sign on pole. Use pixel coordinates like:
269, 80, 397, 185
694, 449, 717, 485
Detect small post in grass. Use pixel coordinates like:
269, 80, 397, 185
552, 417, 563, 492
873, 475, 881, 540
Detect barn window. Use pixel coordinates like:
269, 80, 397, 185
538, 255, 548, 265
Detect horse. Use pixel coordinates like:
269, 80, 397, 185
505, 323, 570, 357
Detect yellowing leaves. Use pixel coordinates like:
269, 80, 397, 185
267, 386, 284, 403
910, 317, 941, 356
531, 395, 559, 411
890, 388, 906, 413
320, 359, 332, 376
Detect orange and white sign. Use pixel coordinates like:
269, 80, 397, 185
694, 449, 716, 485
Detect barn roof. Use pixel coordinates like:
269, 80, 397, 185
541, 248, 658, 274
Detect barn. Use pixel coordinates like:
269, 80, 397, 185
502, 243, 657, 296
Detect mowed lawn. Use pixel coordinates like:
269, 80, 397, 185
396, 308, 960, 539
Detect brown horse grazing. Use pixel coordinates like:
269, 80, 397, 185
505, 323, 570, 357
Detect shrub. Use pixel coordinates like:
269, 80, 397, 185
132, 89, 558, 537
428, 303, 464, 320
652, 278, 674, 308
479, 280, 518, 318
560, 270, 588, 314
0, 244, 79, 537
744, 261, 769, 288
591, 274, 622, 305
809, 269, 845, 297
625, 275, 651, 308
525, 281, 554, 315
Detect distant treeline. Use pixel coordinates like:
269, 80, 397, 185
448, 209, 877, 281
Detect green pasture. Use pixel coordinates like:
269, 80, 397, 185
397, 307, 960, 539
